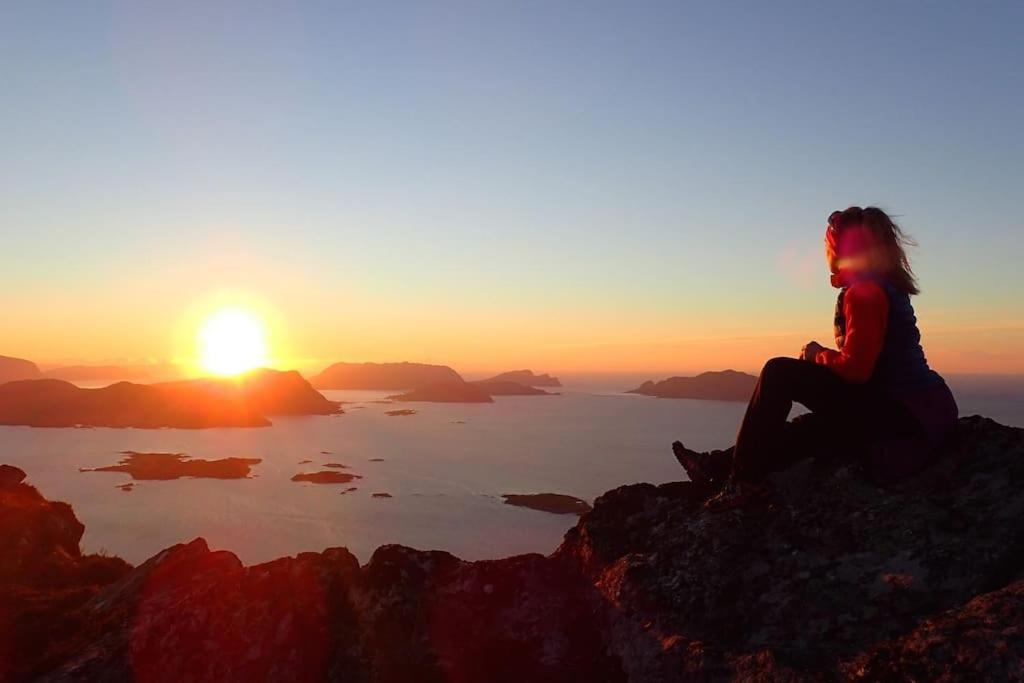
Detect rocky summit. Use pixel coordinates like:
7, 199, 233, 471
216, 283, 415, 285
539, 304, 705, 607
2, 416, 1023, 681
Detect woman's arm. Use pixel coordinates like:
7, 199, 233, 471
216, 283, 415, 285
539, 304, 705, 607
814, 281, 889, 383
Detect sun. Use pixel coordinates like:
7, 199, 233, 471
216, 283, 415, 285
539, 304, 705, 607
197, 307, 269, 376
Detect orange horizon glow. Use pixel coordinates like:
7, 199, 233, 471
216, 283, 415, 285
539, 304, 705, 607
5, 272, 1023, 379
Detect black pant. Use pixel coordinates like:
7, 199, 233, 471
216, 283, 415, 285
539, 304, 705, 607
731, 357, 927, 484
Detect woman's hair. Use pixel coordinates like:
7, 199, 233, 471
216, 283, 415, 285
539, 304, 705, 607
830, 206, 920, 295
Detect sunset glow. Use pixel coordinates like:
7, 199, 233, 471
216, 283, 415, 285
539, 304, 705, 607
197, 308, 269, 376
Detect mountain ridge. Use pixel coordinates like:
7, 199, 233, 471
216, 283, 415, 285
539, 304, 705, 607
0, 369, 339, 428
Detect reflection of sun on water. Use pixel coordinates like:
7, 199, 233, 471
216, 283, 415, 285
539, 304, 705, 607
198, 307, 269, 376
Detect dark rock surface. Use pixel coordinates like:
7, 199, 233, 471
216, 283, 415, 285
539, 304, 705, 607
0, 464, 27, 487
3, 416, 1024, 681
0, 467, 131, 681
0, 368, 339, 428
389, 381, 494, 403
311, 362, 463, 390
0, 355, 43, 385
629, 369, 758, 402
503, 493, 592, 515
480, 370, 562, 387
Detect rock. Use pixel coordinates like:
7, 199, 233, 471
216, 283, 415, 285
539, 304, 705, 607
554, 415, 1024, 678
0, 464, 26, 488
4, 416, 1024, 680
385, 409, 417, 416
371, 492, 392, 498
480, 370, 562, 387
843, 577, 1024, 680
0, 471, 131, 680
48, 538, 364, 682
0, 368, 340, 429
628, 369, 758, 401
81, 452, 262, 480
0, 355, 43, 385
388, 381, 494, 403
311, 362, 463, 390
503, 493, 592, 515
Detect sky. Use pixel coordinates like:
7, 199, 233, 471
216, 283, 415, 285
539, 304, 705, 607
1, 1, 1022, 376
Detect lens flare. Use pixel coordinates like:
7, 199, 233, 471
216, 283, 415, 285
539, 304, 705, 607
197, 307, 269, 376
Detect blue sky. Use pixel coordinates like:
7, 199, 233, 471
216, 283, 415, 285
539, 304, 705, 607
1, 1, 1021, 373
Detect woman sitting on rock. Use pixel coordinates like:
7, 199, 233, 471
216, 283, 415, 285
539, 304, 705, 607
675, 206, 958, 511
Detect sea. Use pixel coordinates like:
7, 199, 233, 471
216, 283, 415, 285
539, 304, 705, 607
1, 376, 1021, 566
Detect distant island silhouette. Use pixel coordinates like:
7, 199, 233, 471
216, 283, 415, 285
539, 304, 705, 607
308, 362, 564, 402
502, 493, 591, 515
480, 369, 562, 387
310, 362, 463, 389
388, 375, 560, 402
0, 355, 43, 384
469, 380, 556, 396
291, 471, 361, 484
0, 369, 339, 428
43, 364, 155, 382
388, 381, 494, 403
628, 369, 758, 402
81, 451, 262, 480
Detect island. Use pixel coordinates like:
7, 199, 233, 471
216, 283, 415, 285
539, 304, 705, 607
0, 368, 340, 428
470, 380, 555, 396
291, 471, 361, 484
628, 369, 758, 402
310, 362, 463, 389
502, 493, 592, 515
0, 355, 43, 384
43, 364, 159, 382
388, 381, 494, 403
81, 451, 262, 480
480, 369, 561, 387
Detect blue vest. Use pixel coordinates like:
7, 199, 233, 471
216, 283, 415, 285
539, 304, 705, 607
834, 278, 945, 395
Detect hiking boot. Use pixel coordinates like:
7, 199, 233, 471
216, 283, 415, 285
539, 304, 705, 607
704, 480, 768, 512
672, 441, 717, 488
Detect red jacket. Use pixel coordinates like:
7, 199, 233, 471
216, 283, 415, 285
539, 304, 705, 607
814, 280, 889, 384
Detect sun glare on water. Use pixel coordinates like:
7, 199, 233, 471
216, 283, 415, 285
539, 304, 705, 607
198, 307, 269, 376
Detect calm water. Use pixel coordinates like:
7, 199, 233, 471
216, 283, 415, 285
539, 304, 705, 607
1, 381, 1020, 565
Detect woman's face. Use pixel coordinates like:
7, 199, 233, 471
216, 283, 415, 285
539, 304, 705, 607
826, 222, 887, 275
824, 225, 842, 273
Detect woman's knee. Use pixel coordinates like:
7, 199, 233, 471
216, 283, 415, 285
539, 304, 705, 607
760, 356, 800, 384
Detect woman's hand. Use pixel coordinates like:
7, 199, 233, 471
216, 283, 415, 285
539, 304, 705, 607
800, 341, 826, 362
